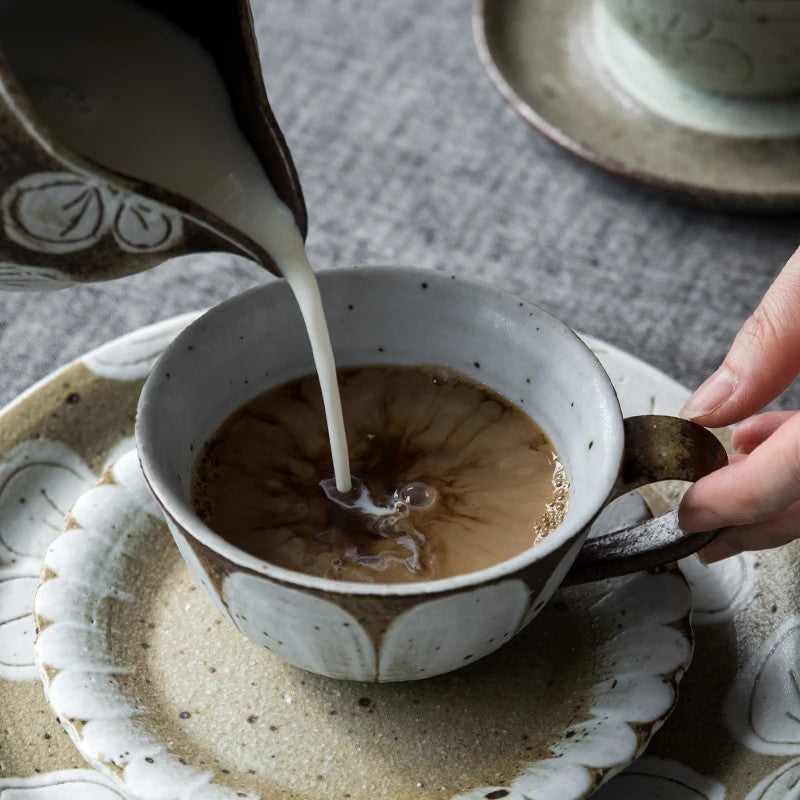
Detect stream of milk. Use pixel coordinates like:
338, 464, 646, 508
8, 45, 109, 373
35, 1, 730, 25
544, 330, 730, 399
0, 0, 352, 491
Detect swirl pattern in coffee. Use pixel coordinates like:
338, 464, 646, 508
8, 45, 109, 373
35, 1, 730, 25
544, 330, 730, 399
192, 366, 568, 583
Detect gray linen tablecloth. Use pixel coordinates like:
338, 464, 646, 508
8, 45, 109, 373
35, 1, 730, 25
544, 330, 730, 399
0, 0, 798, 408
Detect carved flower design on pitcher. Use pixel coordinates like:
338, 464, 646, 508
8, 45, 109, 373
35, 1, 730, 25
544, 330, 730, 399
1, 171, 183, 254
0, 263, 71, 290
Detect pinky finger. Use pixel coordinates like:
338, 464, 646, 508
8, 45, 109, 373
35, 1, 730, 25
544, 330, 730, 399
699, 501, 800, 563
732, 410, 798, 454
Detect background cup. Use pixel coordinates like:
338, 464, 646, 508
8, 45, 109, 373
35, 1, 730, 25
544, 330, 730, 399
598, 0, 800, 96
136, 267, 726, 682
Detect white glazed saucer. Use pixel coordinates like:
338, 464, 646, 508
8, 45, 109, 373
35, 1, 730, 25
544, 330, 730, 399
34, 449, 692, 800
0, 311, 792, 800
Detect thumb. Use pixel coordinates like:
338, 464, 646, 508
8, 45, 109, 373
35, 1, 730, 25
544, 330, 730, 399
681, 245, 800, 427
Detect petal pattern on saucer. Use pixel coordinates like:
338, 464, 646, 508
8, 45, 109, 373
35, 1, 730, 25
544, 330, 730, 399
0, 440, 94, 680
82, 311, 201, 381
0, 441, 95, 560
744, 758, 800, 800
0, 769, 126, 798
726, 614, 800, 755
472, 762, 592, 800
35, 450, 251, 800
583, 336, 690, 418
0, 571, 40, 679
593, 756, 726, 799
679, 552, 757, 626
453, 571, 692, 800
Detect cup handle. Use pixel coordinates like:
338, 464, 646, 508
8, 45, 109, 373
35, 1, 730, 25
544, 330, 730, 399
565, 415, 729, 586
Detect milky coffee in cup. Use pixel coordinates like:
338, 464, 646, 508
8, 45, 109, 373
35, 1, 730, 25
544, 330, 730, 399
191, 365, 568, 583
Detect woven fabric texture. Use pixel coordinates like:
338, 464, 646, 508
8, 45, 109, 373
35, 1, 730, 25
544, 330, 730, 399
0, 0, 798, 408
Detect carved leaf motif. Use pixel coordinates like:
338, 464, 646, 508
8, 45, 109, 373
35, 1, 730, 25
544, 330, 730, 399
0, 572, 39, 679
679, 552, 757, 626
665, 39, 753, 83
618, 1, 754, 86
594, 756, 726, 799
726, 615, 800, 755
112, 196, 183, 252
1, 171, 184, 256
0, 441, 94, 559
0, 769, 127, 798
745, 758, 800, 800
0, 440, 94, 681
83, 312, 200, 381
632, 8, 710, 40
1, 172, 112, 253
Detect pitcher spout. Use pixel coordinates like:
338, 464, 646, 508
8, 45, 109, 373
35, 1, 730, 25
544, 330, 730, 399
0, 0, 306, 289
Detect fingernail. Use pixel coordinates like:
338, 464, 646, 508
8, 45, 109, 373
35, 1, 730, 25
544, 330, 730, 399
680, 366, 737, 420
698, 539, 739, 565
679, 507, 726, 534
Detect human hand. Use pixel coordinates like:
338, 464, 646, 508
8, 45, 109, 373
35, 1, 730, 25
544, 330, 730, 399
678, 245, 800, 563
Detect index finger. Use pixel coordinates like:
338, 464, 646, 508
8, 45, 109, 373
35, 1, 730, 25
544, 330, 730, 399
681, 245, 800, 427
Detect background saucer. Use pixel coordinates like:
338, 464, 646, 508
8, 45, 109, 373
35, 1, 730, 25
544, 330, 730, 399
35, 449, 692, 800
474, 0, 800, 211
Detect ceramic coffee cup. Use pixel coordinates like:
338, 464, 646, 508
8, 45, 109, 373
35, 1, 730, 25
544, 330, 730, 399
136, 267, 726, 682
597, 0, 800, 96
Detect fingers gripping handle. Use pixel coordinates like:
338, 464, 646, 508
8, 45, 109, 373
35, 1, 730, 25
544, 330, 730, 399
566, 416, 729, 586
567, 508, 718, 585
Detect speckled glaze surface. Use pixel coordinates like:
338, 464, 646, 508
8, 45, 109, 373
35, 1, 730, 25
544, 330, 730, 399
0, 0, 306, 288
135, 268, 725, 682
0, 313, 198, 795
474, 0, 800, 211
0, 313, 794, 798
34, 448, 692, 800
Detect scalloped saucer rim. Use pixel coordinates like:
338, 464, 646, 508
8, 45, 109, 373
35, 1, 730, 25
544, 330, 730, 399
34, 448, 694, 800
